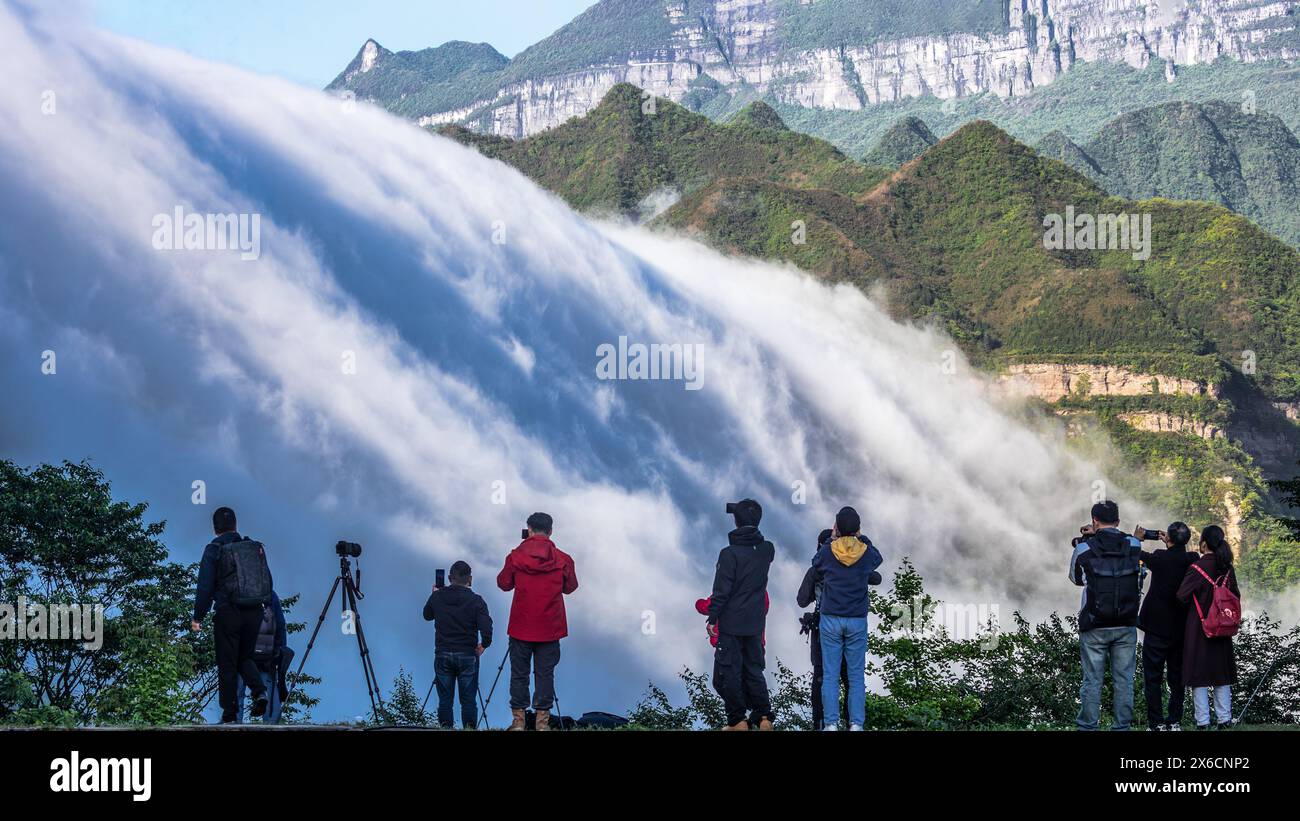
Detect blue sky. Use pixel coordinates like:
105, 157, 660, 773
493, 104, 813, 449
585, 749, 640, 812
93, 0, 596, 87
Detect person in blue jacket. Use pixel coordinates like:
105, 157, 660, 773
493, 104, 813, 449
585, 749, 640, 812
810, 506, 883, 731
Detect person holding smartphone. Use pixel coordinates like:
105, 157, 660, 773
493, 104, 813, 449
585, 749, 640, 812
1134, 522, 1197, 730
423, 561, 493, 729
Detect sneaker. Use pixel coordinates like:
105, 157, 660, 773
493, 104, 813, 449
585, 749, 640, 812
251, 694, 268, 719
1149, 724, 1166, 732
823, 724, 839, 731
1167, 723, 1181, 732
849, 724, 863, 732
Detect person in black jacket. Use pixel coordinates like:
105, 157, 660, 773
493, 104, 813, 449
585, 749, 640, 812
1135, 521, 1197, 731
423, 560, 493, 729
1068, 500, 1143, 731
190, 506, 269, 723
798, 526, 884, 730
707, 499, 776, 730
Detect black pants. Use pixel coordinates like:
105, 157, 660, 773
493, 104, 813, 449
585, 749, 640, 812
810, 624, 850, 730
712, 632, 773, 727
215, 605, 267, 722
508, 638, 560, 711
1143, 632, 1185, 727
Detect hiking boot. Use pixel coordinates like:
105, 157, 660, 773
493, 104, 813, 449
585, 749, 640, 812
535, 709, 551, 731
509, 709, 526, 731
251, 693, 268, 719
757, 717, 774, 731
722, 720, 749, 731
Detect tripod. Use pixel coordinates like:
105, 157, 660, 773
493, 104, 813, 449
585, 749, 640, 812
290, 554, 384, 722
476, 647, 564, 729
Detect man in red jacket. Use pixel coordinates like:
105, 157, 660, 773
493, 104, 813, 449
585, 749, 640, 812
497, 511, 578, 731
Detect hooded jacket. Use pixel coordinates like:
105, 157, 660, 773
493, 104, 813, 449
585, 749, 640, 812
706, 526, 775, 637
811, 534, 883, 618
497, 535, 578, 642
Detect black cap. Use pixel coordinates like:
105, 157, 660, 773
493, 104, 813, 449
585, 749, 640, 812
726, 498, 762, 528
835, 506, 860, 536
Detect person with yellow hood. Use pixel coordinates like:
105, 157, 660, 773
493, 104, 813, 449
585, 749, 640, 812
810, 506, 883, 731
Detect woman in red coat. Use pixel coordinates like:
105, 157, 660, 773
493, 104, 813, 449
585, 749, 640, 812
1176, 525, 1240, 729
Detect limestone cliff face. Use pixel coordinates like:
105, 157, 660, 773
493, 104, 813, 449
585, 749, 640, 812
390, 0, 1300, 138
996, 362, 1218, 402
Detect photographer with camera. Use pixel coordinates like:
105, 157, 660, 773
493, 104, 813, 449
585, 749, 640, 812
423, 561, 492, 729
191, 506, 274, 723
1068, 500, 1143, 731
798, 523, 883, 730
497, 512, 577, 731
1134, 522, 1196, 731
706, 499, 776, 730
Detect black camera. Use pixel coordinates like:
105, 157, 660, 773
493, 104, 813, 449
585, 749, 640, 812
335, 540, 363, 557
798, 611, 819, 636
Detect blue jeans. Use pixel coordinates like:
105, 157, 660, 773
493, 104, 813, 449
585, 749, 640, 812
819, 614, 867, 728
1077, 626, 1137, 730
234, 666, 282, 724
435, 651, 480, 728
1192, 686, 1231, 727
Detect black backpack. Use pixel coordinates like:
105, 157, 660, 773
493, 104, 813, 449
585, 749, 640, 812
1082, 534, 1142, 629
252, 603, 276, 661
216, 539, 273, 607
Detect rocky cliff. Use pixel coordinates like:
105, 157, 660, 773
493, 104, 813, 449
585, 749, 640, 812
332, 0, 1300, 138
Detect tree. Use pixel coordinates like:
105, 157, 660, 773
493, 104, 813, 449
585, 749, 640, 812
372, 668, 430, 726
0, 460, 203, 724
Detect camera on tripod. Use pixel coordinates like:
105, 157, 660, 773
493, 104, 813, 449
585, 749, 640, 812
336, 540, 362, 557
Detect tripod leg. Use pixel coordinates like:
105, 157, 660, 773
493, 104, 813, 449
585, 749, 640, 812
477, 649, 509, 728
343, 576, 384, 721
287, 574, 341, 697
421, 673, 437, 715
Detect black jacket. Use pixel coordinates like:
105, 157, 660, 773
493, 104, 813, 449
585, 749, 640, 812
706, 526, 775, 637
1068, 527, 1143, 632
194, 531, 270, 621
422, 584, 493, 654
1138, 545, 1197, 640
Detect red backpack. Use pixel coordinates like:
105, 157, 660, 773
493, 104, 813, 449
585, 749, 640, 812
1190, 564, 1241, 639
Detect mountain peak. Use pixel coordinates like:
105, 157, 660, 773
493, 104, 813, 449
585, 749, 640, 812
864, 115, 938, 167
727, 101, 788, 131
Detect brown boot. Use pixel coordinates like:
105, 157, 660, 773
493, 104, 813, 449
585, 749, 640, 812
721, 720, 749, 731
535, 709, 551, 731
509, 709, 526, 731
757, 717, 774, 731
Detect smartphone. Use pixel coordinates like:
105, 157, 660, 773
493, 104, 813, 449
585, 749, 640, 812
435, 568, 445, 588
521, 528, 530, 540
1138, 529, 1164, 542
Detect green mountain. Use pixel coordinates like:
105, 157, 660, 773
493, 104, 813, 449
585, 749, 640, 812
440, 85, 1300, 589
325, 39, 508, 118
1036, 101, 1300, 248
438, 85, 890, 215
775, 59, 1300, 160
863, 116, 938, 167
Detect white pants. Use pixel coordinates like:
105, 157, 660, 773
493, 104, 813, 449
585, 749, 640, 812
1192, 685, 1231, 726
